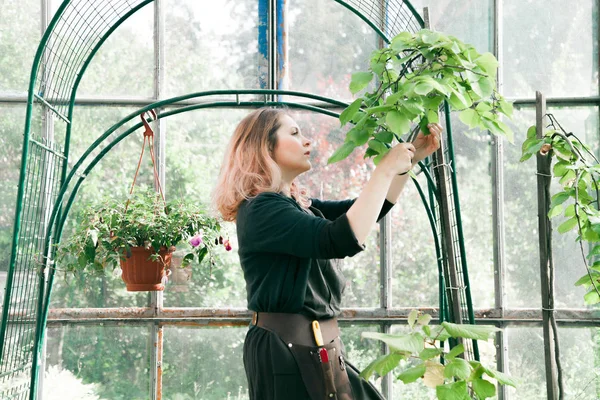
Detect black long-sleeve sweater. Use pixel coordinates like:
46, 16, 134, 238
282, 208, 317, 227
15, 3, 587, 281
236, 191, 394, 319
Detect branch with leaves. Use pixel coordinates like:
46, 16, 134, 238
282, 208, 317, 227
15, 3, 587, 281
521, 115, 600, 304
360, 310, 516, 399
328, 29, 514, 165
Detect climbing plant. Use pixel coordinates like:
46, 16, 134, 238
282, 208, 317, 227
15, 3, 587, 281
328, 29, 513, 165
521, 115, 600, 305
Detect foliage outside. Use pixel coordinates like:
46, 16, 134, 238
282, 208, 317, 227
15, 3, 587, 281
55, 188, 228, 277
360, 311, 516, 399
328, 29, 513, 166
521, 116, 600, 305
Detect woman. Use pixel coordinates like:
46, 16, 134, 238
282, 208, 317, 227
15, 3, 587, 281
212, 108, 442, 400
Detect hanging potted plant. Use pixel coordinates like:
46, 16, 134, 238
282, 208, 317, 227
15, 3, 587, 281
56, 188, 230, 291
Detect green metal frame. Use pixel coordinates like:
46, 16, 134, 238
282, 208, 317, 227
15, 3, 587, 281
0, 0, 478, 398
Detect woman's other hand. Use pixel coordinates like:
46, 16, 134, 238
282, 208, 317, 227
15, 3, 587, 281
412, 123, 443, 163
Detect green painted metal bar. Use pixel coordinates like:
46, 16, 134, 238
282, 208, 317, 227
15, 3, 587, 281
0, 0, 73, 369
443, 100, 479, 360
28, 138, 67, 160
32, 94, 70, 124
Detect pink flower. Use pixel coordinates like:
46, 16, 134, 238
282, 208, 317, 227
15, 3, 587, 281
189, 232, 203, 247
223, 239, 232, 251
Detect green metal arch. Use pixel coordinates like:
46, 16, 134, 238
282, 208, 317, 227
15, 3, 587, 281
1, 2, 466, 399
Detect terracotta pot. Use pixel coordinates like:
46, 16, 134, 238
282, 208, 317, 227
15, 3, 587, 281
119, 247, 173, 291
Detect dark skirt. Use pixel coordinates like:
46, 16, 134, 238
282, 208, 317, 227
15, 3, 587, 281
243, 325, 386, 400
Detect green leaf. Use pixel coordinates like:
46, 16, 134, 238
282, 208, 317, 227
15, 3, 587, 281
350, 72, 374, 94
424, 325, 452, 342
417, 314, 432, 326
362, 331, 424, 353
426, 109, 439, 124
527, 125, 537, 139
446, 343, 465, 360
408, 310, 419, 329
441, 322, 499, 340
444, 358, 473, 380
360, 352, 405, 380
421, 30, 440, 44
419, 348, 442, 360
448, 87, 471, 109
368, 139, 388, 155
397, 364, 427, 384
557, 217, 578, 234
197, 246, 208, 264
436, 381, 470, 400
386, 111, 411, 136
519, 152, 533, 162
374, 130, 394, 143
415, 82, 434, 95
472, 378, 497, 399
550, 192, 571, 208
459, 108, 480, 129
391, 34, 411, 52
547, 205, 563, 219
182, 253, 195, 267
481, 366, 517, 387
474, 52, 499, 76
574, 271, 600, 286
553, 161, 571, 177
347, 127, 371, 146
584, 289, 600, 304
328, 142, 356, 164
498, 99, 514, 118
340, 98, 363, 126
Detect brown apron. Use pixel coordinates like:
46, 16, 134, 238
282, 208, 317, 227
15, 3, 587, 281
252, 312, 355, 400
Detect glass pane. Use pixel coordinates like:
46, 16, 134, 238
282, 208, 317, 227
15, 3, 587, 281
163, 326, 248, 399
408, 0, 494, 52
503, 0, 598, 98
0, 0, 41, 93
556, 327, 600, 399
506, 327, 600, 398
503, 108, 541, 308
51, 106, 157, 308
391, 171, 438, 308
45, 324, 151, 400
505, 327, 546, 399
390, 323, 498, 399
287, 0, 379, 101
76, 4, 154, 97
448, 113, 494, 309
340, 323, 383, 393
163, 108, 248, 308
164, 0, 260, 97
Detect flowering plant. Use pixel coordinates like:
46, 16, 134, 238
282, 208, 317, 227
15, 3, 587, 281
56, 188, 230, 276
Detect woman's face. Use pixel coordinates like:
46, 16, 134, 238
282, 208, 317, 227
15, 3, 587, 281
272, 114, 312, 180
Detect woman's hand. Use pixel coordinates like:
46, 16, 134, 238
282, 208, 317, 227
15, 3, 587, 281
412, 123, 443, 163
376, 142, 416, 177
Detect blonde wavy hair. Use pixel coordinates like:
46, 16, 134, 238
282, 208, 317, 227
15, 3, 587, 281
212, 107, 310, 222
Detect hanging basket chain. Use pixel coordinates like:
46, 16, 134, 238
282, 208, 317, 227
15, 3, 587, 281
124, 109, 166, 213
